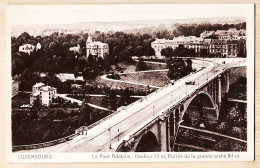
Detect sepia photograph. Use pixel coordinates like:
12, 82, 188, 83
7, 4, 254, 162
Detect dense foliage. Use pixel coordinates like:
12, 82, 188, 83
161, 45, 197, 58
12, 22, 246, 77
12, 102, 112, 145
167, 58, 193, 80
135, 58, 151, 71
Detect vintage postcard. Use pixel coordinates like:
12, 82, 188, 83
7, 4, 254, 162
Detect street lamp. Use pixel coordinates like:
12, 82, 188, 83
118, 129, 120, 142
179, 86, 180, 99
109, 115, 112, 149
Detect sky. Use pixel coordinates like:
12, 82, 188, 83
7, 4, 250, 25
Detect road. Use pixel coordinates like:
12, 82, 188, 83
17, 58, 246, 152
59, 93, 145, 98
57, 94, 114, 112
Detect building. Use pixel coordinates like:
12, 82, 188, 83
56, 73, 84, 82
151, 36, 205, 56
69, 44, 81, 54
151, 38, 167, 56
12, 80, 19, 97
200, 30, 215, 38
209, 39, 240, 58
209, 39, 229, 57
36, 42, 41, 51
30, 82, 57, 107
86, 34, 109, 58
19, 44, 35, 55
152, 28, 246, 58
71, 84, 83, 89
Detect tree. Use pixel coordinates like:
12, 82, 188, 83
117, 88, 134, 107
173, 45, 196, 57
134, 46, 144, 57
112, 46, 121, 56
167, 58, 193, 80
80, 101, 92, 125
12, 57, 25, 76
119, 49, 133, 64
103, 54, 113, 72
185, 58, 193, 73
161, 47, 174, 58
106, 89, 118, 110
87, 53, 95, 63
173, 44, 185, 57
135, 58, 150, 71
200, 49, 208, 58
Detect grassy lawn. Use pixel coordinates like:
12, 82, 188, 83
114, 62, 168, 73
88, 96, 104, 107
95, 75, 151, 90
119, 71, 170, 87
12, 93, 31, 108
93, 62, 169, 91
115, 63, 137, 73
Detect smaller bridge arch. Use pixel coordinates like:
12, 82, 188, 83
135, 131, 159, 152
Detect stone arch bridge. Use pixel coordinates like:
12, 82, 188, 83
116, 70, 230, 152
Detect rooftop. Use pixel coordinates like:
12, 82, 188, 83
33, 82, 45, 88
40, 86, 56, 91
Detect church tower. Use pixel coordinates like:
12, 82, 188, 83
86, 33, 93, 58
87, 33, 93, 43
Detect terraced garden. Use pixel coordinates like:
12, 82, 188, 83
119, 71, 170, 87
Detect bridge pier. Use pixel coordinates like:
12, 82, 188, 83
167, 118, 171, 152
218, 75, 222, 106
225, 71, 230, 93
158, 117, 168, 152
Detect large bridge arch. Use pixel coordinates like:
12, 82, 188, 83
181, 91, 218, 127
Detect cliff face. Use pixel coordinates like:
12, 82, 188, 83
229, 67, 246, 86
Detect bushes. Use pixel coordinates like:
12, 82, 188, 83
167, 58, 193, 80
135, 59, 151, 71
107, 72, 121, 80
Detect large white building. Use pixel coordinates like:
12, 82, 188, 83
151, 36, 204, 56
19, 42, 41, 55
30, 82, 57, 107
151, 28, 246, 58
12, 80, 19, 97
56, 73, 84, 82
86, 34, 109, 58
69, 44, 81, 54
19, 44, 35, 55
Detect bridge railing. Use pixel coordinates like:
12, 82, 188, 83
12, 132, 81, 151
87, 109, 122, 130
